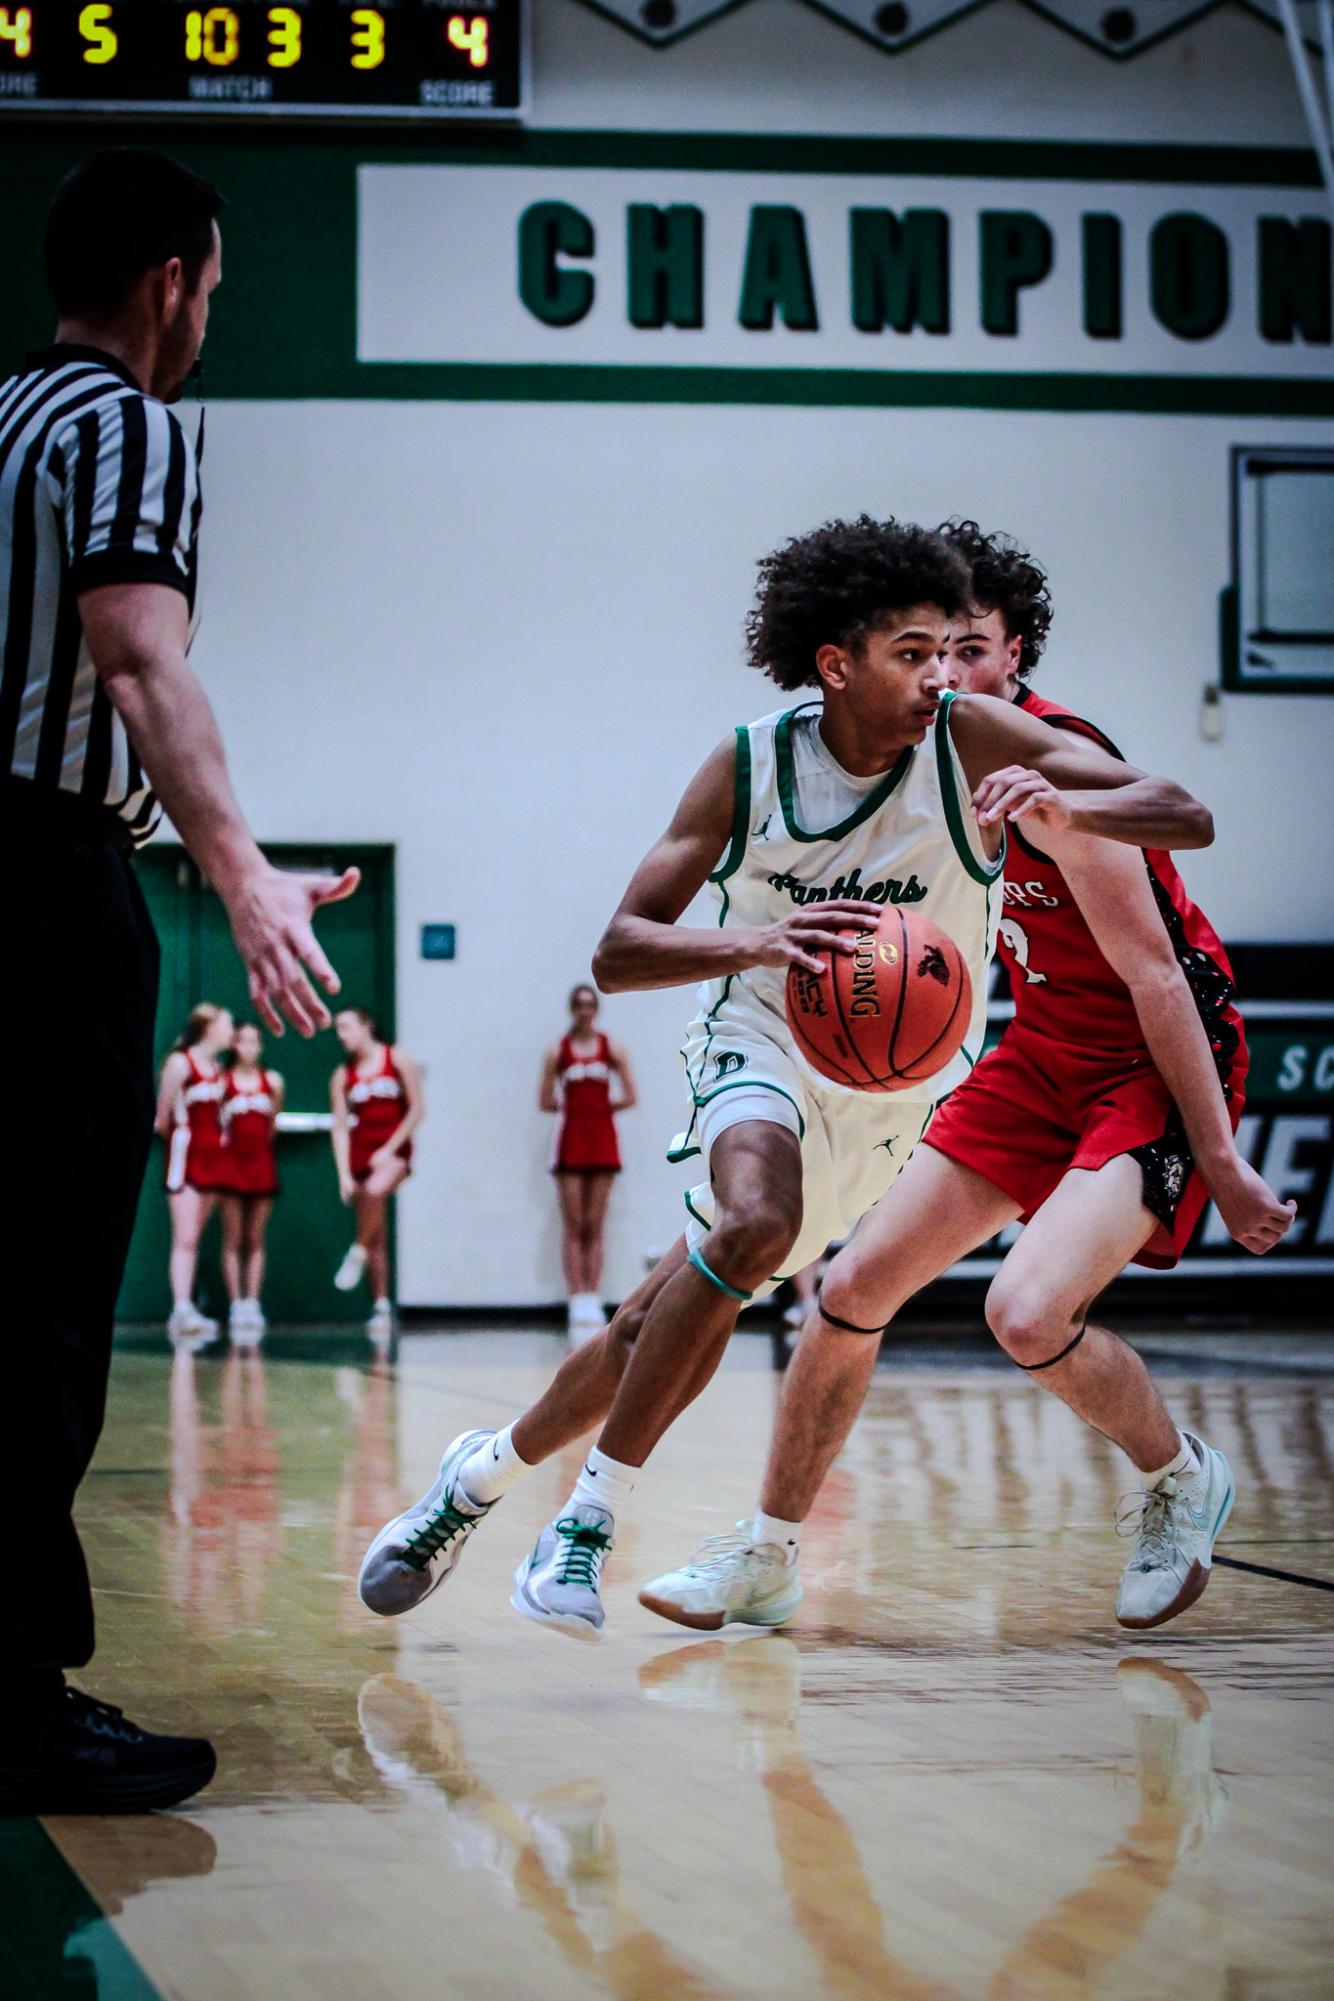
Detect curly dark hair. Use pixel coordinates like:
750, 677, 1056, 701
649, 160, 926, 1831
745, 516, 970, 692
937, 519, 1053, 679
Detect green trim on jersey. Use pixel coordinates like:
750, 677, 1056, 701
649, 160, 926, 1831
692, 1075, 807, 1139
683, 1189, 712, 1232
775, 705, 914, 844
709, 726, 752, 887
935, 692, 1007, 887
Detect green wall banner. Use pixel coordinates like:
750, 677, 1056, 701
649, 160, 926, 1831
6, 130, 1331, 411
361, 162, 1332, 393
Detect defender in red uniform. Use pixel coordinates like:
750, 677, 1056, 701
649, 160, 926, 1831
155, 1003, 235, 1346
539, 983, 637, 1334
643, 524, 1295, 1638
330, 1007, 424, 1340
219, 1021, 283, 1343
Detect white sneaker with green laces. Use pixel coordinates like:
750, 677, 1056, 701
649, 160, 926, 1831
358, 1429, 495, 1616
638, 1527, 803, 1631
511, 1505, 614, 1639
1115, 1431, 1235, 1630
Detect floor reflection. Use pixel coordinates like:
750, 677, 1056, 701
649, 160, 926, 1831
52, 1330, 1333, 2000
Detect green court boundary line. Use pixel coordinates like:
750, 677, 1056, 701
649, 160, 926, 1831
0, 1819, 165, 2001
326, 365, 1334, 415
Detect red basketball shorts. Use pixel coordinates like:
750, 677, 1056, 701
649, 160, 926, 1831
923, 1021, 1248, 1269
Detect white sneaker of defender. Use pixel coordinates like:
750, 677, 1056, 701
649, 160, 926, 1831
1115, 1431, 1235, 1630
638, 1526, 803, 1632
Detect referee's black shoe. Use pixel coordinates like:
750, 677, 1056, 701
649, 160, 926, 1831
0, 1686, 216, 1815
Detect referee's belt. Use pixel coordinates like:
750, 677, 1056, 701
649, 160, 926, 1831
3, 772, 140, 854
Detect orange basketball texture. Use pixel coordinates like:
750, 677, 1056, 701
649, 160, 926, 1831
785, 909, 972, 1093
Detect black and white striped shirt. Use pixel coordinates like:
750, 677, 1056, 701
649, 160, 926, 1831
0, 344, 201, 842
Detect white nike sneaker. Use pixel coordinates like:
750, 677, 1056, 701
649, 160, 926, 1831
167, 1302, 218, 1349
638, 1527, 803, 1632
366, 1299, 394, 1343
1115, 1432, 1234, 1630
334, 1242, 368, 1292
358, 1429, 496, 1615
511, 1505, 614, 1639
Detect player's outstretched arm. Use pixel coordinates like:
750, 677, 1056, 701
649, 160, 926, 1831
593, 737, 874, 993
1052, 828, 1295, 1255
81, 581, 359, 1037
950, 694, 1214, 851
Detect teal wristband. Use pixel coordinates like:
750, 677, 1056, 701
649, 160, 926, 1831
688, 1247, 753, 1303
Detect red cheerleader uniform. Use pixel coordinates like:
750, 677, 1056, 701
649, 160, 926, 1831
923, 687, 1247, 1269
347, 1045, 412, 1184
552, 1034, 622, 1174
220, 1069, 280, 1199
170, 1050, 230, 1193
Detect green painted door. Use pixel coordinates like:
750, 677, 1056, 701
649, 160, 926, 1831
117, 845, 396, 1325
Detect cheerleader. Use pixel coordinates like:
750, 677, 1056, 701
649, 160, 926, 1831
156, 1003, 234, 1345
330, 1008, 425, 1340
539, 983, 637, 1333
219, 1021, 283, 1344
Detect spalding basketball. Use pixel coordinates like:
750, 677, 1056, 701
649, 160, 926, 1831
785, 908, 971, 1093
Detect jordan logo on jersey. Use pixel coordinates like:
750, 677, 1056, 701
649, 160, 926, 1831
766, 865, 928, 909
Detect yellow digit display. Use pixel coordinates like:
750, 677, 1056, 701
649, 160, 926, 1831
78, 2, 117, 64
0, 7, 33, 59
266, 6, 301, 67
185, 7, 240, 66
349, 8, 385, 69
447, 15, 489, 67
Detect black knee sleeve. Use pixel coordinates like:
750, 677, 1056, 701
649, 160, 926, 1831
1015, 1322, 1087, 1371
816, 1292, 887, 1337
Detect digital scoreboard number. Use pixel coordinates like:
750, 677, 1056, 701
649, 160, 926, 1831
0, 1, 527, 120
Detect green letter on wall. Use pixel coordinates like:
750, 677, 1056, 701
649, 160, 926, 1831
738, 207, 819, 332
1082, 214, 1122, 340
979, 212, 1053, 337
850, 210, 950, 334
518, 202, 595, 328
1258, 217, 1331, 344
627, 205, 704, 329
1149, 214, 1230, 341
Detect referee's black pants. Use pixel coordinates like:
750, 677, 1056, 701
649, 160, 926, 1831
3, 780, 159, 1693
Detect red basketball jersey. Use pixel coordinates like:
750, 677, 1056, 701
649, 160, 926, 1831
1001, 688, 1243, 1072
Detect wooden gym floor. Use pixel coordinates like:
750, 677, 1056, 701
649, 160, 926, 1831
7, 1325, 1333, 2000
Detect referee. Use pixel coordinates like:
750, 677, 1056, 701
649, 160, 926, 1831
0, 151, 357, 1814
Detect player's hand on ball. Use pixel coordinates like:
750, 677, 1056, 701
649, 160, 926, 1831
973, 766, 1072, 833
749, 899, 879, 976
225, 862, 361, 1038
1209, 1156, 1298, 1254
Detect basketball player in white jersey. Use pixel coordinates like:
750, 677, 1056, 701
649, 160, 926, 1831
357, 518, 1212, 1638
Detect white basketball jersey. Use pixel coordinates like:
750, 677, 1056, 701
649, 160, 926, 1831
687, 691, 1004, 1102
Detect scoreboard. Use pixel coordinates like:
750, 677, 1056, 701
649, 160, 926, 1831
0, 0, 527, 119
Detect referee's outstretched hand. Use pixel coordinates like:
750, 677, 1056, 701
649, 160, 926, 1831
226, 863, 361, 1037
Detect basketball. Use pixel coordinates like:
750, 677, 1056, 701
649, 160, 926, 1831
786, 908, 972, 1092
